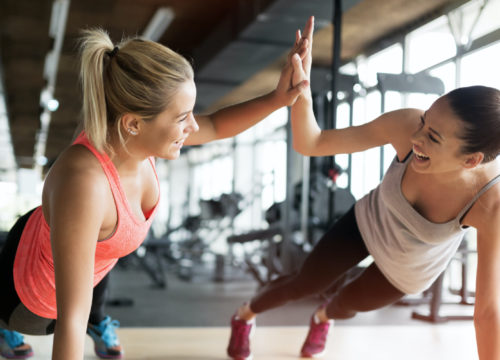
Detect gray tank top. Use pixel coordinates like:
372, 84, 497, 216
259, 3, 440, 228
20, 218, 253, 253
355, 152, 500, 294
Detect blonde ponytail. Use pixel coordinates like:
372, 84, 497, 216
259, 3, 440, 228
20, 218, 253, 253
79, 29, 114, 152
78, 29, 193, 153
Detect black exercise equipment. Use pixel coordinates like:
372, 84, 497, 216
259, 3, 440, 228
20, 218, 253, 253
122, 192, 244, 288
227, 170, 355, 287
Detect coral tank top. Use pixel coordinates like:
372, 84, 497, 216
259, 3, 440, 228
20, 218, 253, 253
13, 132, 159, 318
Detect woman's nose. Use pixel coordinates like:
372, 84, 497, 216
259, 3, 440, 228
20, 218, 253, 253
410, 129, 423, 145
187, 114, 199, 133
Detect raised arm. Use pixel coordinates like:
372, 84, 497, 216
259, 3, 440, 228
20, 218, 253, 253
44, 151, 108, 360
469, 197, 500, 360
186, 92, 298, 145
185, 26, 310, 145
293, 97, 423, 157
290, 16, 421, 158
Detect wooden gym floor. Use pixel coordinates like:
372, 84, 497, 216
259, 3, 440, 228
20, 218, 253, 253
23, 324, 477, 360
17, 258, 478, 359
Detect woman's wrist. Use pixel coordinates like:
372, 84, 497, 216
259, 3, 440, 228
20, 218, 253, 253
269, 89, 289, 108
270, 84, 312, 109
296, 89, 313, 104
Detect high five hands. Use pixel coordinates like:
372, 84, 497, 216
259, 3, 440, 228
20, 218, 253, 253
275, 16, 315, 107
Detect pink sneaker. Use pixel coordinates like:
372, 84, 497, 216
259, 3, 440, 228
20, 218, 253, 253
227, 315, 255, 360
300, 314, 332, 358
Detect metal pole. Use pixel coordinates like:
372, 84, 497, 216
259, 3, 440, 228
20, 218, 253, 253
330, 0, 342, 130
282, 111, 294, 265
347, 92, 354, 192
328, 0, 342, 220
380, 92, 385, 181
300, 149, 310, 244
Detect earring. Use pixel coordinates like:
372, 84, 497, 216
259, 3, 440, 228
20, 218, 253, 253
127, 128, 138, 136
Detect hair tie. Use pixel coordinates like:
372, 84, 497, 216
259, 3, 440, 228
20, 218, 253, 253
107, 46, 119, 58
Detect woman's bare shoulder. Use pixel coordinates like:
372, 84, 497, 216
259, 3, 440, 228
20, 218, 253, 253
380, 108, 423, 160
42, 145, 110, 211
465, 177, 500, 232
46, 145, 104, 180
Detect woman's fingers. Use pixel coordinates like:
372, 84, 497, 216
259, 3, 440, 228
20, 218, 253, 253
291, 53, 307, 86
293, 16, 314, 54
290, 79, 309, 98
302, 16, 314, 44
300, 16, 314, 75
289, 39, 308, 66
284, 16, 315, 92
292, 53, 306, 77
290, 34, 306, 60
298, 39, 309, 60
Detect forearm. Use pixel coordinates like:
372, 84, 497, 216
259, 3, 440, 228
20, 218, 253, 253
52, 319, 88, 360
290, 92, 324, 156
475, 315, 500, 359
208, 90, 283, 140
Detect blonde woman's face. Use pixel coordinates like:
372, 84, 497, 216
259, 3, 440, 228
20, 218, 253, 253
140, 80, 198, 160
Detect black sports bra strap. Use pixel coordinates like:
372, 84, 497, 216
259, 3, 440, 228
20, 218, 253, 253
458, 173, 500, 222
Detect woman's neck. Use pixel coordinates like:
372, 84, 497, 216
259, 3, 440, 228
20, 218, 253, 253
106, 131, 147, 176
426, 158, 500, 190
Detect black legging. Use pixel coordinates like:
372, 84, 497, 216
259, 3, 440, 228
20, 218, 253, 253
0, 209, 108, 335
249, 206, 405, 320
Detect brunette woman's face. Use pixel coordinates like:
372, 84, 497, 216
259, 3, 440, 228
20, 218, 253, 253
410, 96, 474, 175
139, 80, 199, 160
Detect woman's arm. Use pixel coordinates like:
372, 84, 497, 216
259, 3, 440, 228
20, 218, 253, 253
290, 17, 421, 157
470, 200, 500, 359
292, 96, 422, 157
45, 156, 108, 360
185, 26, 310, 146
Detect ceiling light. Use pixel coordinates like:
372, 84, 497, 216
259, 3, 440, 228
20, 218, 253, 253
40, 88, 59, 112
142, 7, 175, 42
47, 99, 59, 112
36, 156, 48, 166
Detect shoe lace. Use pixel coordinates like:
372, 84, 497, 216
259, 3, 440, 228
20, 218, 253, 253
93, 318, 120, 347
0, 330, 24, 348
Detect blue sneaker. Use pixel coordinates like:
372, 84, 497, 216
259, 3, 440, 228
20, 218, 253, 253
86, 316, 123, 359
0, 329, 33, 359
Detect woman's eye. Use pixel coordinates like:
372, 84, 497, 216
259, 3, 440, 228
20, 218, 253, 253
428, 134, 439, 143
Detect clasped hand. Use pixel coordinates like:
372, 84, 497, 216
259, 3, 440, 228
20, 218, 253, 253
275, 16, 315, 107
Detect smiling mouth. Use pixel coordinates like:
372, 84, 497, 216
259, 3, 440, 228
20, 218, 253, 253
413, 148, 429, 161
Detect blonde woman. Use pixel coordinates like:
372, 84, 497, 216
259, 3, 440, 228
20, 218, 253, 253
0, 29, 309, 359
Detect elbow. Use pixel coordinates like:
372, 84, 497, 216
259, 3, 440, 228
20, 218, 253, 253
292, 129, 329, 157
292, 139, 314, 157
292, 133, 322, 157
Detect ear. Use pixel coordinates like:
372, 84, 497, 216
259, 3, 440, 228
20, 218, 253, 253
121, 113, 141, 135
463, 152, 484, 169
